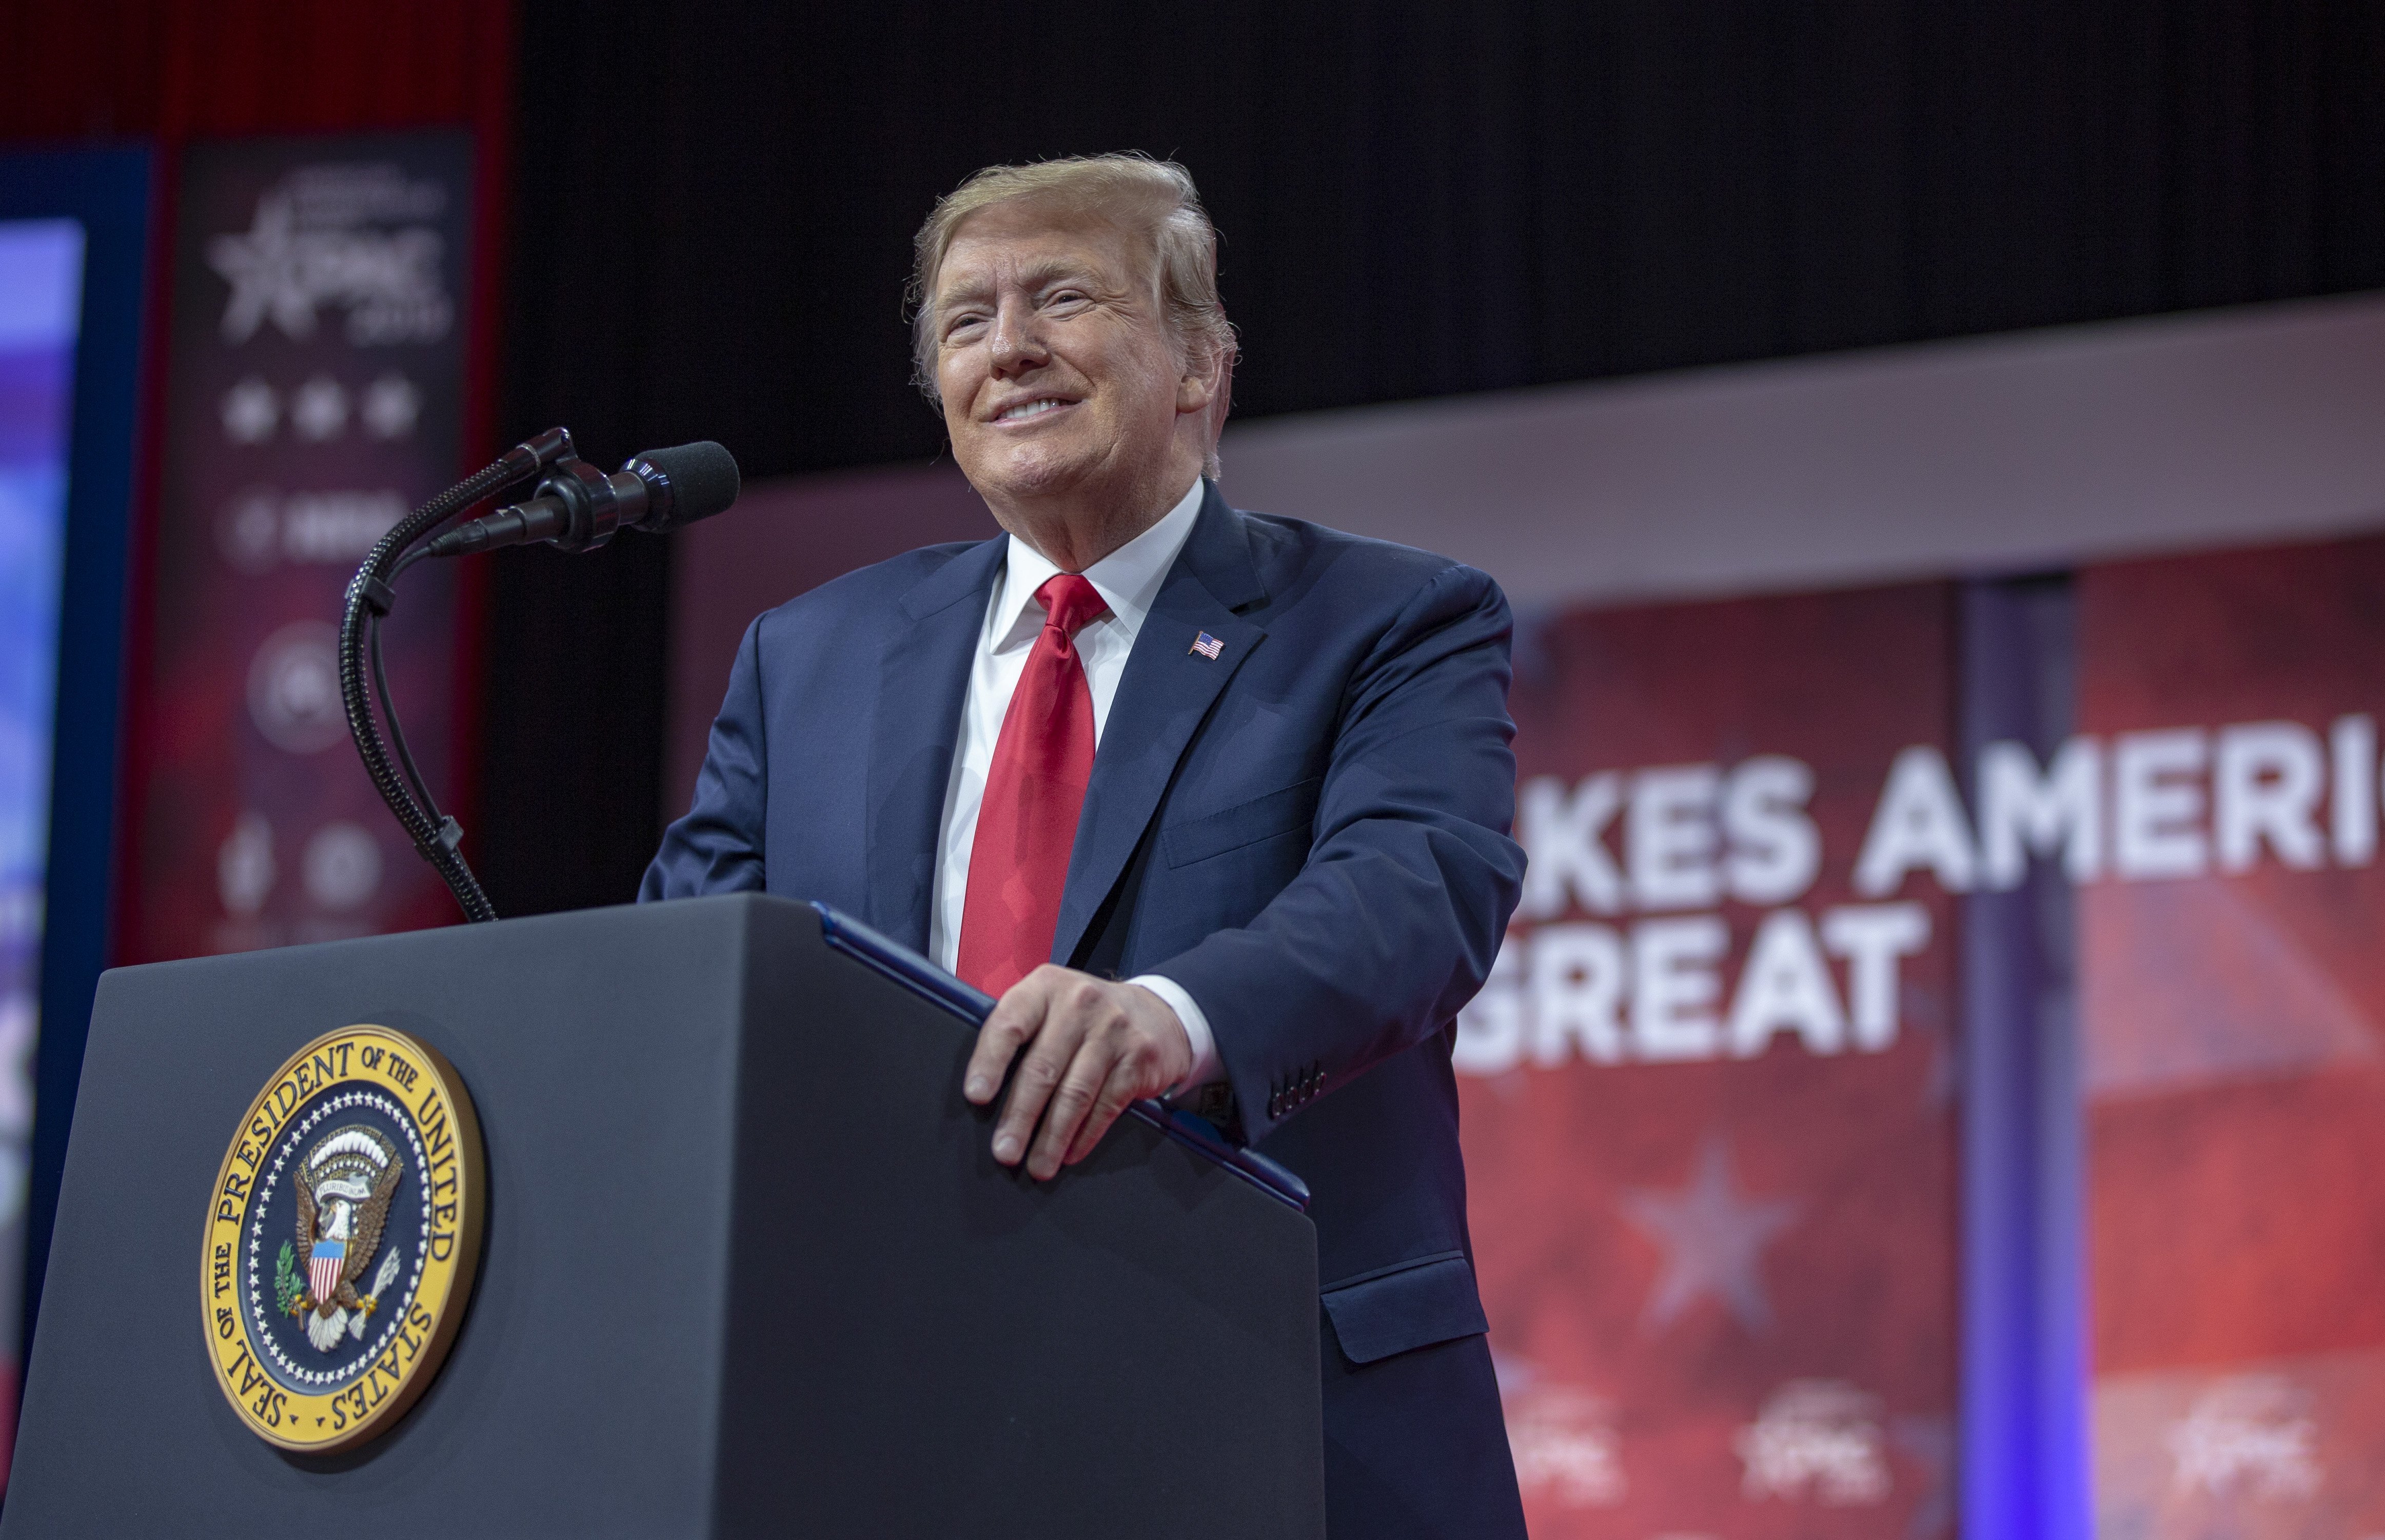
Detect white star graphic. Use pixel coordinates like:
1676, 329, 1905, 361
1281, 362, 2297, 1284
221, 377, 278, 443
291, 376, 346, 441
361, 373, 420, 440
1621, 1135, 1800, 1334
208, 194, 314, 342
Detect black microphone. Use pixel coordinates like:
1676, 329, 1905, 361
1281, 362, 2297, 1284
423, 440, 741, 557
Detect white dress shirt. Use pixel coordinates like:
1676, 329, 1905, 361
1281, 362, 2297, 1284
928, 477, 1223, 1092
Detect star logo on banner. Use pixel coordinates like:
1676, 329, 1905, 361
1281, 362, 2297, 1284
1736, 1380, 1891, 1505
1621, 1135, 1800, 1334
209, 194, 314, 342
1494, 1357, 1629, 1510
2166, 1374, 2321, 1499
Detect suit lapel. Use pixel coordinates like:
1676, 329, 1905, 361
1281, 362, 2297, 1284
1053, 488, 1268, 965
865, 537, 1007, 949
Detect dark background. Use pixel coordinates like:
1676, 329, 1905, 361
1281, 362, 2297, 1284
8, 0, 2382, 922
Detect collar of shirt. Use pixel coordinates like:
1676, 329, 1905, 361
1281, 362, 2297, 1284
985, 476, 1206, 656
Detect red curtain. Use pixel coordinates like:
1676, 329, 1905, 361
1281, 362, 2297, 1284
2, 2, 513, 142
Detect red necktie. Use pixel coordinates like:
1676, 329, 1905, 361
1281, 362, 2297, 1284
957, 573, 1110, 996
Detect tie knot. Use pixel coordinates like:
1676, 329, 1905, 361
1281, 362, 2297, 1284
1035, 574, 1109, 639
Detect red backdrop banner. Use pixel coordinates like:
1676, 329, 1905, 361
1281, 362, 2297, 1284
1458, 583, 1960, 1536
2080, 534, 2385, 1535
121, 134, 475, 961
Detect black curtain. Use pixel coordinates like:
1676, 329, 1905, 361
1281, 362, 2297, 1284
482, 0, 2385, 917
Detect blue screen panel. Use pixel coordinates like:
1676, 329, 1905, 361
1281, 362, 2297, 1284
0, 220, 84, 1381
0, 148, 153, 1440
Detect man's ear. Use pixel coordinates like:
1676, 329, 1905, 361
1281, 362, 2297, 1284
1192, 345, 1234, 469
1176, 341, 1225, 415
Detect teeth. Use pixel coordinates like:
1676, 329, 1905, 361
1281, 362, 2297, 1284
998, 399, 1069, 422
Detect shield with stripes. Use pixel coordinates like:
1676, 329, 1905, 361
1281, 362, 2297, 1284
308, 1238, 346, 1307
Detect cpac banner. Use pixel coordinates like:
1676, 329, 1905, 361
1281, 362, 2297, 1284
1460, 534, 2385, 1533
2079, 536, 2385, 1535
124, 134, 472, 962
1456, 584, 1961, 1537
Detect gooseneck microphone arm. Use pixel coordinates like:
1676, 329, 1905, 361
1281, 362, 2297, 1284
340, 427, 577, 924
342, 432, 742, 925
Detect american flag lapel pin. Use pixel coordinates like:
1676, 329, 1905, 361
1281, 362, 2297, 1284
1190, 631, 1225, 660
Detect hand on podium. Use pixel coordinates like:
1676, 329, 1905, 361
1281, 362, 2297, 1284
964, 966, 1195, 1181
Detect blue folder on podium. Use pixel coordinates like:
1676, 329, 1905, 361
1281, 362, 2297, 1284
810, 900, 1308, 1210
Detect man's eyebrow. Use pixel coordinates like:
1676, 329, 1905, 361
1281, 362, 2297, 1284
935, 256, 1106, 309
1014, 256, 1102, 290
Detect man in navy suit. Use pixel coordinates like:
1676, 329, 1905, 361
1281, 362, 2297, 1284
643, 154, 1528, 1536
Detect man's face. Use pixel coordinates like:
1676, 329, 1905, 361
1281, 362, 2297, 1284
931, 199, 1197, 515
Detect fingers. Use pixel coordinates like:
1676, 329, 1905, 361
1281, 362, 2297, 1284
1062, 1057, 1144, 1169
1032, 980, 1180, 1177
976, 969, 1187, 1180
989, 968, 1092, 1171
1026, 1032, 1116, 1180
964, 969, 1058, 1105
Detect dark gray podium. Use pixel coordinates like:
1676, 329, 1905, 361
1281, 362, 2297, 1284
4, 894, 1325, 1537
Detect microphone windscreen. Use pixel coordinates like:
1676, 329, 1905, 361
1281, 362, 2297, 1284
628, 441, 741, 531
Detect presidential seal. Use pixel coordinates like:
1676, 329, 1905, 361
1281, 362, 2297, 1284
200, 1025, 485, 1452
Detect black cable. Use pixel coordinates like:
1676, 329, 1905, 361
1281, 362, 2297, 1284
372, 546, 442, 823
340, 428, 572, 923
369, 607, 440, 825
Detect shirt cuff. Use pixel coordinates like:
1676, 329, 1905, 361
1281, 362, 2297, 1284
1127, 974, 1224, 1095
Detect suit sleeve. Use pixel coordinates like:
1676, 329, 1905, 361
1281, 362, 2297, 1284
640, 615, 770, 901
1151, 562, 1525, 1144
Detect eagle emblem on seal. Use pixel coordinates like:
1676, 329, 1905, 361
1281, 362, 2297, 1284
279, 1126, 406, 1352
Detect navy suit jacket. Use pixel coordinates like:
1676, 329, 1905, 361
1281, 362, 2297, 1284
642, 481, 1525, 1371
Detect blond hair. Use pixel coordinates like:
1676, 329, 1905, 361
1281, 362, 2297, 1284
908, 154, 1237, 475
